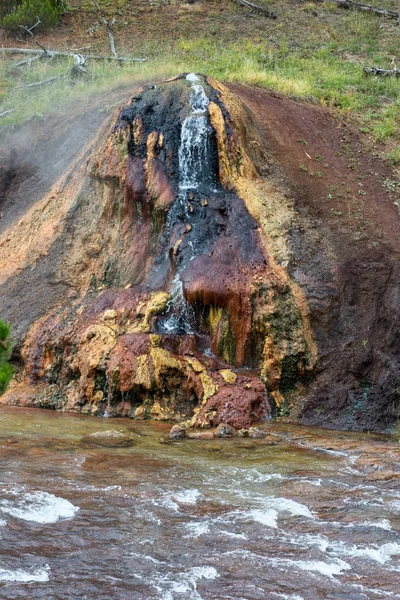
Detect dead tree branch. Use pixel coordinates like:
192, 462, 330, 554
91, 0, 118, 57
13, 54, 40, 68
15, 75, 63, 89
336, 0, 398, 19
18, 17, 42, 37
0, 48, 146, 62
71, 54, 88, 77
364, 66, 400, 76
0, 109, 15, 118
234, 0, 277, 19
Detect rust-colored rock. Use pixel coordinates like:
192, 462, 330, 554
0, 73, 398, 433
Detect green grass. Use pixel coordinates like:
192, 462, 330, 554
0, 0, 399, 164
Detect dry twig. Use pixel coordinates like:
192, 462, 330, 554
234, 0, 277, 19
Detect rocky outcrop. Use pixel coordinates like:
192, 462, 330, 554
0, 74, 398, 432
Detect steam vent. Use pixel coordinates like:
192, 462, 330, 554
1, 74, 399, 432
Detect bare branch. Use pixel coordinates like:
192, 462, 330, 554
0, 109, 15, 119
18, 17, 41, 37
13, 54, 40, 68
0, 48, 146, 62
71, 54, 88, 77
364, 66, 400, 77
91, 0, 118, 58
234, 0, 277, 19
15, 75, 63, 89
335, 0, 398, 19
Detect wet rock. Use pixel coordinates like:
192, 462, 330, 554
215, 423, 237, 437
81, 429, 135, 448
158, 437, 174, 445
203, 444, 222, 452
169, 425, 186, 439
248, 427, 266, 439
186, 430, 215, 440
237, 429, 249, 437
238, 441, 257, 450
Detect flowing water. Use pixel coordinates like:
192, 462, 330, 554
156, 74, 215, 335
1, 405, 400, 599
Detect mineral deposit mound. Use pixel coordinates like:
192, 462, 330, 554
0, 74, 398, 432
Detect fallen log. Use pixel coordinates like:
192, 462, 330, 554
336, 0, 398, 19
0, 48, 146, 62
16, 75, 63, 89
364, 66, 400, 77
234, 0, 277, 19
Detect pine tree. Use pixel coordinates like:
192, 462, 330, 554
0, 319, 13, 395
0, 0, 62, 32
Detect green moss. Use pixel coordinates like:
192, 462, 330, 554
279, 354, 300, 395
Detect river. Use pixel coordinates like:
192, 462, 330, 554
0, 406, 400, 599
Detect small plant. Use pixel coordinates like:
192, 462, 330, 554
383, 179, 400, 194
297, 138, 307, 146
0, 319, 13, 395
299, 163, 308, 172
0, 0, 62, 32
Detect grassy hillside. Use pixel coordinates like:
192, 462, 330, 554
0, 0, 399, 167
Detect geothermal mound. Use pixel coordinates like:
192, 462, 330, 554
0, 74, 398, 431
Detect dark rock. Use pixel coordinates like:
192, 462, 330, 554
169, 425, 186, 439
248, 427, 266, 439
81, 429, 135, 447
215, 423, 237, 437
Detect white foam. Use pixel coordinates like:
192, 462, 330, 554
388, 500, 400, 513
301, 478, 322, 486
288, 558, 351, 578
224, 466, 284, 484
218, 530, 248, 540
271, 594, 305, 600
236, 496, 314, 529
359, 519, 392, 531
0, 491, 79, 524
0, 519, 6, 527
248, 508, 279, 528
351, 583, 397, 597
330, 540, 400, 564
291, 533, 329, 552
174, 489, 201, 505
190, 566, 219, 581
129, 552, 161, 564
268, 497, 314, 519
0, 564, 50, 583
164, 565, 219, 600
186, 73, 200, 82
184, 521, 210, 538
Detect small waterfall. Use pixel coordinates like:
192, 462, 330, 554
156, 274, 194, 335
178, 77, 214, 191
156, 74, 214, 335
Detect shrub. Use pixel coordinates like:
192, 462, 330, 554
0, 0, 62, 32
0, 319, 13, 395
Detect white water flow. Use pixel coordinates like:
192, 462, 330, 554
158, 273, 194, 334
158, 75, 213, 335
179, 76, 212, 191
